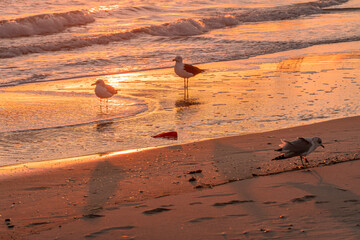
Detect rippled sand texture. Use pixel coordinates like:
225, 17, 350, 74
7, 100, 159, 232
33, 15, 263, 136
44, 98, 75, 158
0, 44, 359, 165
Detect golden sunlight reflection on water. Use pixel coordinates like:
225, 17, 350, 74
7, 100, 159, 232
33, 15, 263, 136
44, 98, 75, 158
0, 48, 359, 164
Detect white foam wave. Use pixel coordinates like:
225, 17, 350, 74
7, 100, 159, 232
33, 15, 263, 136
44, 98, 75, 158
139, 0, 348, 37
0, 10, 95, 39
0, 0, 349, 58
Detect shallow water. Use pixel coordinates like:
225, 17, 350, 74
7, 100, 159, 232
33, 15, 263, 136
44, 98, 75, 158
0, 43, 359, 165
1, 0, 360, 86
1, 0, 360, 165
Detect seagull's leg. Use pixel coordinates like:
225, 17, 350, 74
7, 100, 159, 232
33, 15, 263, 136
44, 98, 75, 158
106, 98, 110, 113
183, 79, 186, 100
304, 157, 309, 164
299, 156, 305, 166
99, 98, 103, 112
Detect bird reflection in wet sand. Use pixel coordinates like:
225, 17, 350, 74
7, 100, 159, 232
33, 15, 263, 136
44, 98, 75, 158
175, 98, 201, 108
96, 121, 114, 132
173, 56, 204, 100
92, 79, 118, 112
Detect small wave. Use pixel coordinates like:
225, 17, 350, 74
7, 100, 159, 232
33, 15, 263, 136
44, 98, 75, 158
0, 10, 95, 39
0, 0, 349, 59
132, 0, 348, 37
323, 7, 360, 13
0, 91, 149, 134
91, 5, 161, 16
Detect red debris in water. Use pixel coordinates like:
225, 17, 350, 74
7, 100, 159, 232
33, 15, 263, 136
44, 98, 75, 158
152, 131, 178, 140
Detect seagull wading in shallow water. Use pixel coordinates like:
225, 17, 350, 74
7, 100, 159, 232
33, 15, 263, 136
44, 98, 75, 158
173, 56, 204, 97
92, 79, 118, 103
272, 137, 324, 166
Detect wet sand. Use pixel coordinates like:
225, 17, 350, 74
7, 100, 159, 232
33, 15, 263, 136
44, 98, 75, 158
0, 115, 359, 239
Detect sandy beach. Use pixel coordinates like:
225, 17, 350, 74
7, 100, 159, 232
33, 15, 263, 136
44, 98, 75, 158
1, 114, 359, 239
1, 1, 360, 239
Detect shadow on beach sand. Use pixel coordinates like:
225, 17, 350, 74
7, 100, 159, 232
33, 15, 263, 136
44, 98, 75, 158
83, 160, 124, 216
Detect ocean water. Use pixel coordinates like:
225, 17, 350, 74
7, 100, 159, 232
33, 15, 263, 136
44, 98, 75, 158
1, 0, 360, 165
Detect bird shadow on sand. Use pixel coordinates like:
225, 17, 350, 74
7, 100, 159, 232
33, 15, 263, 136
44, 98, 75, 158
83, 160, 124, 218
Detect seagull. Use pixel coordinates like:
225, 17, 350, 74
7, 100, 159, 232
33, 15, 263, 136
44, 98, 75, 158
173, 56, 204, 98
91, 79, 117, 103
272, 137, 324, 166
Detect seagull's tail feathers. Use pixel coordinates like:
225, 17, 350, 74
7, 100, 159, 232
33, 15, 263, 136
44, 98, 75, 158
278, 139, 289, 148
105, 85, 118, 95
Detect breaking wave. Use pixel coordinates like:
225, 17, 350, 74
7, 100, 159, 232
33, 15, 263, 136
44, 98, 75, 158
0, 0, 349, 58
0, 10, 95, 39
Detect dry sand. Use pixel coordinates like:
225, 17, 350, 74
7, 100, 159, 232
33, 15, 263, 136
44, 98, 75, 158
0, 115, 359, 239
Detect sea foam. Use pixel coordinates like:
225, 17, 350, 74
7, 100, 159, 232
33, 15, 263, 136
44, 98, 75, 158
0, 0, 349, 59
0, 10, 95, 39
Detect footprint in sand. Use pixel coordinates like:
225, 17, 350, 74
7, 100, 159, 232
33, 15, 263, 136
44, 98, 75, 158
26, 222, 51, 227
142, 207, 172, 215
291, 195, 316, 203
212, 200, 254, 207
263, 201, 277, 205
85, 226, 135, 239
188, 217, 215, 223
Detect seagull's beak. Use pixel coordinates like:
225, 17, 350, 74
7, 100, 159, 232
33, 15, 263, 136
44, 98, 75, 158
91, 83, 96, 86
321, 144, 325, 148
172, 59, 176, 61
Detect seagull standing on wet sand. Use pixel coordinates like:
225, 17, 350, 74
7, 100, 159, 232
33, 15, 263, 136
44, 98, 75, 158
92, 79, 117, 104
272, 137, 325, 166
173, 56, 204, 98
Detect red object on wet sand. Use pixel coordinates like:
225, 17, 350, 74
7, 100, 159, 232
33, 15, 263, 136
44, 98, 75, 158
152, 131, 178, 140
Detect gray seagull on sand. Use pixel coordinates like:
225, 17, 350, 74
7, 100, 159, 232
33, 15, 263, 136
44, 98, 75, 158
173, 56, 204, 89
272, 137, 324, 166
92, 79, 117, 103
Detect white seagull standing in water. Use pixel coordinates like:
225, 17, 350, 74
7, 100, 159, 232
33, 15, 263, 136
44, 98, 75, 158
272, 137, 324, 166
173, 56, 204, 98
92, 79, 117, 104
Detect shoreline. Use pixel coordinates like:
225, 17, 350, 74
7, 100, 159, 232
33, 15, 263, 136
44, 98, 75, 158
0, 114, 359, 238
0, 116, 360, 179
1, 41, 360, 165
0, 114, 359, 177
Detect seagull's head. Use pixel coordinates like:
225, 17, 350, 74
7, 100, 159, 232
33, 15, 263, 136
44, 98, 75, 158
173, 56, 183, 63
92, 79, 105, 86
313, 137, 324, 148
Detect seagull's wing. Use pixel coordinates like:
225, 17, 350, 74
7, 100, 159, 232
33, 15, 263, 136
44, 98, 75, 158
105, 84, 117, 94
283, 138, 312, 154
184, 64, 204, 76
273, 137, 313, 160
